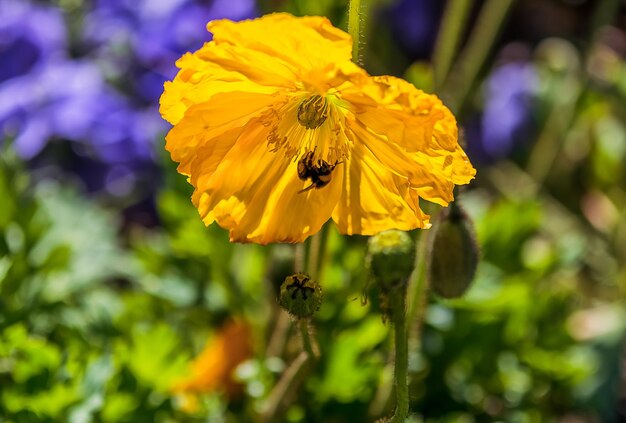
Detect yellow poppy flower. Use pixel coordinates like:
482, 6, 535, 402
160, 13, 475, 244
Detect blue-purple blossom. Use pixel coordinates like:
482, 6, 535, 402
482, 63, 538, 157
83, 0, 257, 102
0, 60, 138, 160
0, 0, 257, 198
466, 62, 539, 162
0, 0, 66, 83
386, 0, 445, 59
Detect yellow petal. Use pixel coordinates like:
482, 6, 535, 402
161, 13, 362, 128
197, 120, 343, 244
160, 50, 283, 125
346, 118, 450, 206
341, 76, 476, 205
207, 14, 353, 77
342, 76, 456, 150
164, 91, 282, 177
332, 142, 430, 235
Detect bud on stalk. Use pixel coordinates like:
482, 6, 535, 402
367, 230, 416, 291
428, 203, 479, 298
278, 273, 323, 319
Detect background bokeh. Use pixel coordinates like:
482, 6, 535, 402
1, 0, 625, 422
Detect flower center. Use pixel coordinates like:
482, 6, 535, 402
261, 92, 351, 166
297, 95, 328, 129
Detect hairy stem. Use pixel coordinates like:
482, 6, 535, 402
389, 287, 409, 423
348, 0, 362, 64
407, 233, 428, 326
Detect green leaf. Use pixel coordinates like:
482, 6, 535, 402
315, 317, 388, 402
122, 323, 189, 392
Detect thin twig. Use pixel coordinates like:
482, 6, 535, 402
258, 351, 311, 423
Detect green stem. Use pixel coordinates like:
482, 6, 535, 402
445, 0, 516, 112
294, 242, 305, 274
389, 287, 409, 423
407, 232, 428, 325
348, 0, 362, 64
526, 76, 582, 187
299, 319, 317, 359
433, 0, 474, 90
407, 231, 430, 356
590, 0, 621, 36
307, 232, 321, 281
262, 242, 319, 422
528, 0, 619, 187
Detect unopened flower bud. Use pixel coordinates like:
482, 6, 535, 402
428, 203, 479, 298
368, 230, 416, 290
278, 273, 322, 319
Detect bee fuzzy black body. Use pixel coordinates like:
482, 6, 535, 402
297, 151, 340, 193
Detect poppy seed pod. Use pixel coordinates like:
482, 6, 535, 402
278, 273, 323, 319
368, 230, 416, 290
428, 203, 479, 298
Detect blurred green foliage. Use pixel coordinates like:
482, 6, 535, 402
1, 137, 624, 421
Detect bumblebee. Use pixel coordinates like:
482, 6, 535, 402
297, 151, 340, 193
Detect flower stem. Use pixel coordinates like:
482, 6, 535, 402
260, 319, 319, 422
262, 237, 322, 422
389, 286, 409, 423
445, 0, 516, 113
528, 0, 619, 187
348, 0, 362, 64
307, 232, 321, 281
407, 232, 430, 352
295, 242, 305, 273
590, 0, 621, 35
433, 0, 474, 90
299, 319, 317, 359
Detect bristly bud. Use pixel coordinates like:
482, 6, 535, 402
428, 203, 479, 298
368, 230, 416, 291
278, 273, 323, 319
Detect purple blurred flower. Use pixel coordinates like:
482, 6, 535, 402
466, 62, 539, 163
0, 0, 256, 200
482, 63, 538, 156
0, 60, 151, 161
83, 0, 257, 102
386, 0, 445, 59
0, 0, 66, 83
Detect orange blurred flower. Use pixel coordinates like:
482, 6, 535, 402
172, 320, 253, 408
